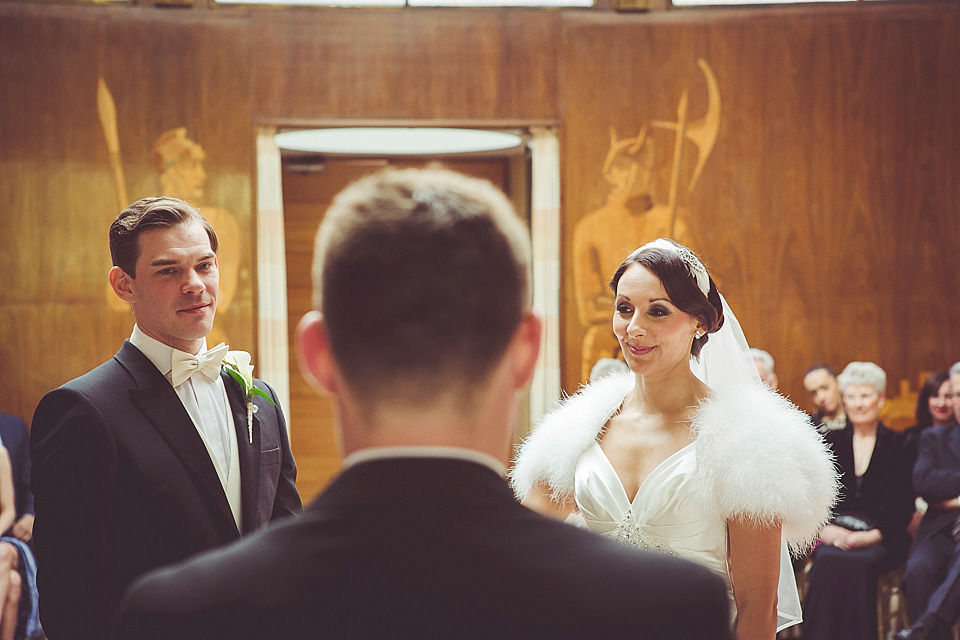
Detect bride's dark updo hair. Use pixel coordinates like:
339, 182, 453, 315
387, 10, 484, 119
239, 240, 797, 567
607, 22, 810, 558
608, 240, 724, 358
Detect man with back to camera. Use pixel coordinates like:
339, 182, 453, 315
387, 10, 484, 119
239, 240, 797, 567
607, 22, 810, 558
114, 167, 732, 639
897, 362, 960, 640
30, 196, 301, 640
804, 363, 847, 433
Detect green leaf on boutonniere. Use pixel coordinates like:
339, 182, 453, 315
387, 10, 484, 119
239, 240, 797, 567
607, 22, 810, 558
224, 364, 276, 406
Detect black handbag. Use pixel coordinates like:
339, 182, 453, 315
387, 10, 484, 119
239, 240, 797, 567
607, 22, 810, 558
831, 513, 877, 532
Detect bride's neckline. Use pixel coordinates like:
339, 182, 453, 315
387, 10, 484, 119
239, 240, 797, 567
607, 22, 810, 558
592, 440, 696, 505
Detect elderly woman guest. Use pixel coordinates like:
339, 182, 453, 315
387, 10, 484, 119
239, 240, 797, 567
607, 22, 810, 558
802, 361, 915, 640
512, 239, 836, 640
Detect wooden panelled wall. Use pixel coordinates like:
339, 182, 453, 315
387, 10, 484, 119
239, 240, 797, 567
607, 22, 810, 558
0, 4, 257, 418
562, 7, 960, 414
2, 2, 959, 497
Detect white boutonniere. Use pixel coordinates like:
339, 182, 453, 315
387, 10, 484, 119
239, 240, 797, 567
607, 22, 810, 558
222, 350, 275, 444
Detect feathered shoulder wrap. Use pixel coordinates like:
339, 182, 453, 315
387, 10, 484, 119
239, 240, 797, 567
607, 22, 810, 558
510, 371, 839, 553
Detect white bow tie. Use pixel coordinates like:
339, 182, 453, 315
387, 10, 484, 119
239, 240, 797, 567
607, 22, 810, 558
170, 343, 229, 388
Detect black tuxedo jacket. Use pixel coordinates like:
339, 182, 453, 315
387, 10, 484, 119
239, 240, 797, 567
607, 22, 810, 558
913, 423, 960, 543
0, 412, 33, 530
30, 341, 302, 640
116, 456, 733, 640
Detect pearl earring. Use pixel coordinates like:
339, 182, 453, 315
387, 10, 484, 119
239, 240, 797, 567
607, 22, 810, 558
695, 330, 703, 339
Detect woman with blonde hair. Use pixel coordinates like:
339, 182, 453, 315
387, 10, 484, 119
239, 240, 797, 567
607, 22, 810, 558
801, 361, 914, 639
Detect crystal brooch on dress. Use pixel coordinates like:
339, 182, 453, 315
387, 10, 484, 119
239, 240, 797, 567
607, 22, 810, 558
609, 507, 676, 556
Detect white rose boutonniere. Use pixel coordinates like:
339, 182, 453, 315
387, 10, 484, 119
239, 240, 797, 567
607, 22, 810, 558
222, 350, 276, 444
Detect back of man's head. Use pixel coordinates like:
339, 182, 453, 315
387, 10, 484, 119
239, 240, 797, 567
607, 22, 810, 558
312, 166, 531, 406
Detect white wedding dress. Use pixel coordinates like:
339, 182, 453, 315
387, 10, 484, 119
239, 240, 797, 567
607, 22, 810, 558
576, 441, 721, 568
574, 439, 804, 629
511, 372, 838, 632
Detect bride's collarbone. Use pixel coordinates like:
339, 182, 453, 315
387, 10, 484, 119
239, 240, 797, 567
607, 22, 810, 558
598, 414, 695, 494
604, 407, 695, 443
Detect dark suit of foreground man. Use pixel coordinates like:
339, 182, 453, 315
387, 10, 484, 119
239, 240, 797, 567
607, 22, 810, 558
31, 197, 301, 640
116, 168, 732, 639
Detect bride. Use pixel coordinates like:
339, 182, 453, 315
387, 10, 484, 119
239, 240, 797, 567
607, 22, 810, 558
511, 239, 838, 639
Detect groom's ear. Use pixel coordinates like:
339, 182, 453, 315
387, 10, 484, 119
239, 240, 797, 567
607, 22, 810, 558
296, 311, 338, 396
109, 266, 135, 302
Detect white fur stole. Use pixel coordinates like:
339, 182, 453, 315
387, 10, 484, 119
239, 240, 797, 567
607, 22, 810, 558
509, 371, 839, 554
510, 372, 633, 504
693, 382, 838, 554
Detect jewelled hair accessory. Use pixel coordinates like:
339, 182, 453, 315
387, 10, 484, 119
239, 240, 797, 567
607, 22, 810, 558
636, 238, 710, 296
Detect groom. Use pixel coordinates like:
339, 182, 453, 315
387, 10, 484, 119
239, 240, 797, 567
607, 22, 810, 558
115, 168, 731, 639
30, 196, 301, 640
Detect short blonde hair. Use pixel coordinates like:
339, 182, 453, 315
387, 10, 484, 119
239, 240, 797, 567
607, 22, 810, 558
837, 361, 887, 395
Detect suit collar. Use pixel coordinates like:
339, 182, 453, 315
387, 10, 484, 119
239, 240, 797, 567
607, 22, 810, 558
116, 341, 243, 539
343, 447, 507, 477
314, 457, 516, 511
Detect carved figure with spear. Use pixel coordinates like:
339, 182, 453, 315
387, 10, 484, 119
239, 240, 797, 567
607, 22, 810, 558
571, 59, 721, 381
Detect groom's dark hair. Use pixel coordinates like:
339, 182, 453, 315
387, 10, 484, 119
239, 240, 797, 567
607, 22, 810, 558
312, 166, 531, 404
110, 197, 217, 277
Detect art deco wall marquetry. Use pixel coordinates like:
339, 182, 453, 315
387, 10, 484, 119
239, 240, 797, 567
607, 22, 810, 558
561, 8, 960, 421
2, 1, 959, 499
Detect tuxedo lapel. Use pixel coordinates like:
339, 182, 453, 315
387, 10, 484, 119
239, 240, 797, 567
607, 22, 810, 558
223, 370, 261, 533
116, 342, 238, 535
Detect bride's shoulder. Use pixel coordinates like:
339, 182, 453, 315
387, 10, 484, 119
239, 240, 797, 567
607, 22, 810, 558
693, 382, 839, 553
693, 381, 816, 444
510, 371, 633, 501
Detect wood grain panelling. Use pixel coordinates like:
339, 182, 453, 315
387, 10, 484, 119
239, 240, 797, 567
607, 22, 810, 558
283, 158, 511, 501
4, 0, 960, 438
561, 5, 960, 414
250, 9, 560, 122
1, 3, 255, 422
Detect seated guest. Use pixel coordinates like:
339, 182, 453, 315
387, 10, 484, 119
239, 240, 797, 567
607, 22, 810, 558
588, 356, 628, 382
115, 167, 733, 640
750, 347, 779, 390
897, 365, 960, 640
0, 448, 22, 640
952, 362, 960, 419
0, 414, 33, 547
0, 413, 40, 640
904, 371, 956, 448
903, 371, 956, 540
803, 361, 915, 640
803, 363, 848, 433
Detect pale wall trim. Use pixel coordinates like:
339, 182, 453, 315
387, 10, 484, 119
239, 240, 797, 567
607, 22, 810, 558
255, 127, 292, 433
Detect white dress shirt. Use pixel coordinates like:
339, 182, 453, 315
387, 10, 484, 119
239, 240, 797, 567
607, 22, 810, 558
129, 326, 243, 530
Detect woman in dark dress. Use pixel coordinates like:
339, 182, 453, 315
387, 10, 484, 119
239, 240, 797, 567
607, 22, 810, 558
803, 361, 916, 640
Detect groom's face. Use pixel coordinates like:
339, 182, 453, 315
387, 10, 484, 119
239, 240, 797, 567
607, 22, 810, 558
125, 220, 219, 354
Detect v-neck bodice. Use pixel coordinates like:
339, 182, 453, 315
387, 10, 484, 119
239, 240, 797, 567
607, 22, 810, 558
575, 440, 728, 576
